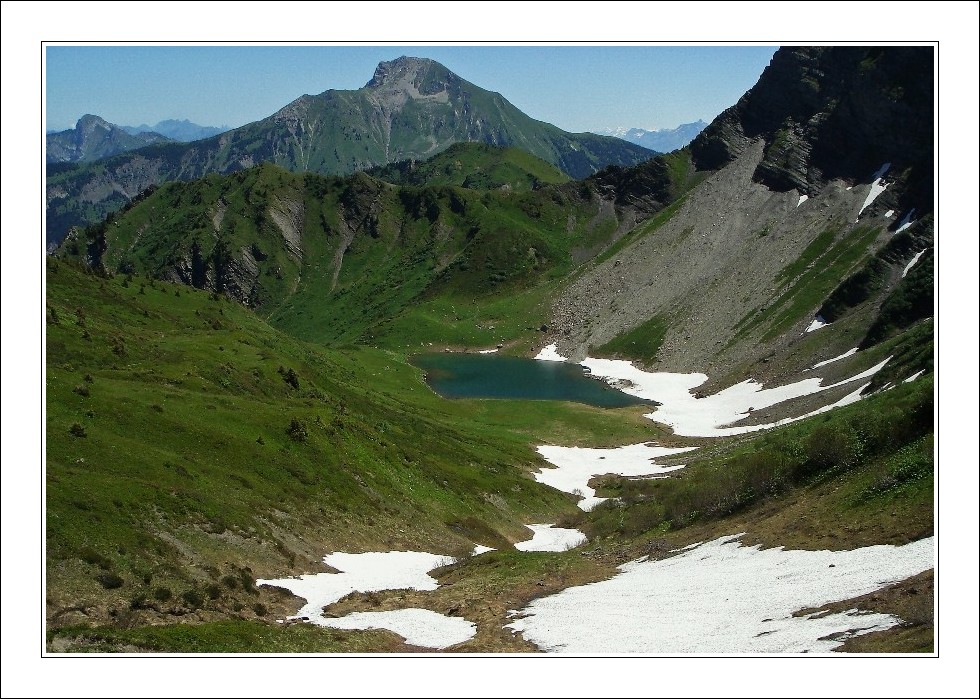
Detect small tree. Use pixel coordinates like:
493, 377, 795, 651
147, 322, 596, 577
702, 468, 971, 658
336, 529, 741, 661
286, 418, 308, 442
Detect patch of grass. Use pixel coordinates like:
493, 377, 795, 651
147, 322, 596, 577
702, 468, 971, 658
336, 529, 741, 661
731, 224, 884, 343
592, 315, 669, 366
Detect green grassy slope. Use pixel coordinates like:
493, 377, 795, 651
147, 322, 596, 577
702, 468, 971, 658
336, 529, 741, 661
45, 258, 663, 642
366, 142, 571, 191
58, 163, 633, 350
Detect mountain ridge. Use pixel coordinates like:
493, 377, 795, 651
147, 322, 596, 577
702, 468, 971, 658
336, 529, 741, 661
46, 114, 172, 164
597, 120, 709, 153
120, 118, 230, 141
45, 56, 653, 249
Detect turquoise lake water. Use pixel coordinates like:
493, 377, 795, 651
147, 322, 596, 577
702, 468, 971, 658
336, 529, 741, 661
411, 353, 654, 408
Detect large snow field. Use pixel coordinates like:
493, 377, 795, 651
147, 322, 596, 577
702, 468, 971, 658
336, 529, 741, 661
506, 534, 934, 654
532, 344, 889, 438
581, 355, 890, 438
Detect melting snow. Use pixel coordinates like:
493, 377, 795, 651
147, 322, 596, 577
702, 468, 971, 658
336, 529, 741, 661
478, 348, 499, 354
534, 343, 567, 362
857, 163, 891, 218
806, 316, 830, 333
797, 194, 809, 207
903, 249, 927, 277
506, 534, 934, 654
534, 443, 695, 511
884, 209, 895, 218
580, 356, 889, 438
472, 545, 496, 555
257, 550, 477, 647
320, 608, 476, 649
896, 208, 916, 233
515, 524, 587, 552
903, 370, 925, 383
810, 347, 859, 370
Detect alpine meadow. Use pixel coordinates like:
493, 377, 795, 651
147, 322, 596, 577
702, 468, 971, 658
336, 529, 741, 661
44, 46, 941, 658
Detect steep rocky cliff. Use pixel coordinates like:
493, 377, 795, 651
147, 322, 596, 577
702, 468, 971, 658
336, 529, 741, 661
548, 46, 934, 387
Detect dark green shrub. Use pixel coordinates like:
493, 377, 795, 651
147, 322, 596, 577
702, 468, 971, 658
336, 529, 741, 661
96, 572, 124, 589
182, 589, 205, 608
286, 417, 308, 442
278, 366, 300, 390
69, 423, 87, 438
796, 422, 863, 481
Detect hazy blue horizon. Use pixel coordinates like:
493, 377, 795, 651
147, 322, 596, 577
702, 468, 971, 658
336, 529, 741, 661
45, 44, 777, 135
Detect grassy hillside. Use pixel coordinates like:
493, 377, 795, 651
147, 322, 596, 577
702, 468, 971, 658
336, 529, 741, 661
57, 163, 634, 349
366, 142, 571, 191
45, 258, 661, 645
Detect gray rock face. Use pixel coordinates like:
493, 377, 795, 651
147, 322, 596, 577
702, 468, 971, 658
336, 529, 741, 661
548, 46, 934, 386
691, 46, 933, 216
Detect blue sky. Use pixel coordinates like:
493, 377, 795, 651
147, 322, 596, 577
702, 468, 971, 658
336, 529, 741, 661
45, 45, 777, 134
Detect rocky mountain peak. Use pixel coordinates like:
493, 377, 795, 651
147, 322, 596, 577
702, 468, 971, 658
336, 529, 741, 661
365, 56, 456, 97
76, 114, 112, 133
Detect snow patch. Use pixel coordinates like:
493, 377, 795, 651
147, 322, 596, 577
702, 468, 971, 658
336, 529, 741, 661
506, 534, 934, 654
797, 194, 808, 207
884, 209, 895, 218
478, 348, 499, 354
321, 608, 475, 649
579, 356, 889, 438
896, 208, 916, 233
535, 443, 695, 511
515, 524, 587, 552
805, 316, 829, 333
903, 370, 925, 383
472, 545, 496, 555
258, 550, 454, 622
534, 343, 567, 362
902, 249, 927, 277
810, 347, 859, 370
857, 163, 891, 218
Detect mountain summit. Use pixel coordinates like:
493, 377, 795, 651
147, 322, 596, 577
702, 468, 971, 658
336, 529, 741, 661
45, 57, 653, 247
365, 56, 451, 92
46, 114, 171, 164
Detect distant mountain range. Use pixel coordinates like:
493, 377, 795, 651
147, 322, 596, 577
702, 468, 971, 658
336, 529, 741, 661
46, 114, 172, 164
596, 120, 709, 153
45, 56, 654, 248
120, 119, 230, 142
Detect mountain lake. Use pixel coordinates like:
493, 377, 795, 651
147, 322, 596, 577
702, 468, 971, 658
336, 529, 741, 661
411, 352, 656, 408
